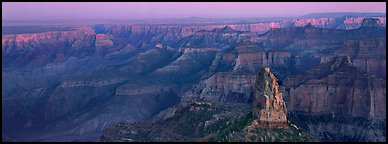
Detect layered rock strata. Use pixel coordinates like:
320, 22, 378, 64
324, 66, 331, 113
252, 67, 287, 128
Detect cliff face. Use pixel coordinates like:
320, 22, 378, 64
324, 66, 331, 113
2, 27, 94, 51
94, 16, 386, 49
340, 38, 386, 79
329, 18, 386, 79
95, 34, 114, 47
232, 41, 291, 73
2, 27, 119, 69
292, 18, 337, 28
267, 51, 291, 65
181, 72, 256, 106
103, 16, 386, 38
252, 67, 287, 128
283, 56, 386, 141
284, 56, 385, 119
3, 16, 384, 70
233, 41, 267, 72
340, 17, 386, 29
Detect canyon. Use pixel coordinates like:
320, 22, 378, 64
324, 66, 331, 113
2, 13, 386, 142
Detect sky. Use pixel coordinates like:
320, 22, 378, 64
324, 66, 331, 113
2, 2, 386, 20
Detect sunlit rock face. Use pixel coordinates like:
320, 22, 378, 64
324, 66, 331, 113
252, 67, 287, 128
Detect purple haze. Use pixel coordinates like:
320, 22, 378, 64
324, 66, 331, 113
2, 2, 386, 20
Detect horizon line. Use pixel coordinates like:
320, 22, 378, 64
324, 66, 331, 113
2, 12, 387, 22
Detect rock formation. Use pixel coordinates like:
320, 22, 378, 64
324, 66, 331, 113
283, 55, 386, 120
337, 17, 386, 29
282, 55, 386, 141
95, 34, 114, 47
252, 67, 287, 128
181, 72, 256, 106
233, 41, 267, 72
361, 18, 383, 28
2, 13, 386, 142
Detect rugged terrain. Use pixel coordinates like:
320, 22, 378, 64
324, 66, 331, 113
100, 101, 313, 142
2, 13, 386, 142
100, 68, 312, 142
283, 55, 386, 141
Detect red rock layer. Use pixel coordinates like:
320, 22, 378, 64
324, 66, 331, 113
252, 67, 287, 128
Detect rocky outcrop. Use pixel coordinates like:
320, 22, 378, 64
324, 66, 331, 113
180, 22, 285, 36
267, 51, 291, 65
319, 18, 383, 65
106, 16, 386, 40
341, 17, 366, 29
284, 55, 385, 120
95, 16, 386, 50
2, 27, 110, 69
341, 17, 386, 29
2, 27, 96, 54
361, 18, 383, 28
335, 38, 386, 79
95, 34, 114, 47
292, 18, 337, 28
252, 67, 287, 128
283, 55, 386, 141
232, 41, 291, 73
233, 41, 267, 72
181, 72, 256, 106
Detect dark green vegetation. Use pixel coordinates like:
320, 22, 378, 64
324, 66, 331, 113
206, 111, 254, 142
207, 111, 254, 137
223, 119, 313, 142
100, 102, 252, 142
100, 102, 313, 142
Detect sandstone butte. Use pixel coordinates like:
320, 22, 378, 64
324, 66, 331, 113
252, 66, 287, 128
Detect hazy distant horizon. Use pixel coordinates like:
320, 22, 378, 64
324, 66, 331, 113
2, 2, 386, 21
2, 12, 387, 22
